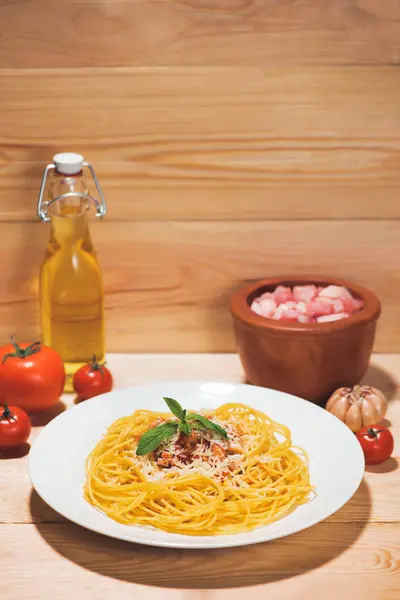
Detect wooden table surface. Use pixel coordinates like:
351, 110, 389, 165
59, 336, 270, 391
1, 354, 399, 600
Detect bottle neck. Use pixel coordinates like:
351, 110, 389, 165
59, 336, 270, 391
47, 171, 93, 245
48, 171, 90, 217
50, 213, 91, 244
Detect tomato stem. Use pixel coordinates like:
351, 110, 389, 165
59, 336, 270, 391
0, 404, 16, 422
89, 354, 107, 377
2, 337, 41, 364
361, 427, 384, 439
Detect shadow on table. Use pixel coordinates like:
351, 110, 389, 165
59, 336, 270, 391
366, 457, 398, 474
30, 401, 66, 427
241, 358, 399, 405
30, 478, 371, 589
0, 443, 31, 459
361, 362, 398, 402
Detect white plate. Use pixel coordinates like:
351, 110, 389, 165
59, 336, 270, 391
29, 381, 364, 549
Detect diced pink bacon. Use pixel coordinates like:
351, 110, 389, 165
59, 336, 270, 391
317, 313, 350, 323
293, 284, 317, 303
332, 299, 345, 313
272, 304, 298, 321
284, 301, 297, 309
319, 285, 364, 314
319, 285, 353, 301
273, 285, 293, 304
259, 296, 277, 317
280, 308, 299, 322
250, 283, 364, 324
250, 299, 263, 316
307, 299, 333, 318
271, 305, 285, 320
353, 298, 364, 311
295, 301, 308, 315
298, 314, 311, 323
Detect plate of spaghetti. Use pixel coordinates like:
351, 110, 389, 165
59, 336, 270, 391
29, 381, 364, 549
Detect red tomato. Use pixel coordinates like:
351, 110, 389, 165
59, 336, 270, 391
0, 338, 65, 412
0, 404, 31, 450
73, 356, 113, 401
356, 425, 394, 465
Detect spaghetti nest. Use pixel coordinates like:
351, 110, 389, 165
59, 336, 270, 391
84, 403, 313, 535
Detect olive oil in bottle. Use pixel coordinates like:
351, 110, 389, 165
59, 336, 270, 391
37, 153, 107, 391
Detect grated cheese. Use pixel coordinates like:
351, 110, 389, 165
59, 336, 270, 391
131, 417, 276, 487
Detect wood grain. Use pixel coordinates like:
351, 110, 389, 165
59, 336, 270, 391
1, 1, 400, 68
2, 182, 400, 223
0, 220, 398, 352
1, 68, 400, 221
1, 522, 399, 597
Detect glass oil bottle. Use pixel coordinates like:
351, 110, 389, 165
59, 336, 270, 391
37, 153, 107, 391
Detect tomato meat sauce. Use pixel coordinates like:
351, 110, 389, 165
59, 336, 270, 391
144, 419, 243, 478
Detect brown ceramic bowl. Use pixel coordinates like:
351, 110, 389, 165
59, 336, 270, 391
230, 276, 381, 405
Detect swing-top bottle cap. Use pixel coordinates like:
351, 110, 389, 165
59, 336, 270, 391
53, 152, 84, 175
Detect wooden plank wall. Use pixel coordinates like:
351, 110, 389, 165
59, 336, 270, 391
0, 1, 399, 352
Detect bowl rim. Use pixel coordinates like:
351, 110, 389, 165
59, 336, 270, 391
230, 276, 381, 334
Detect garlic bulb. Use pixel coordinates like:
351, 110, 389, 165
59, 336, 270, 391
325, 385, 387, 432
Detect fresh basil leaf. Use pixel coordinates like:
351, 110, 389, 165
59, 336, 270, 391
163, 397, 184, 420
192, 421, 208, 433
136, 422, 178, 455
187, 413, 229, 440
179, 420, 192, 436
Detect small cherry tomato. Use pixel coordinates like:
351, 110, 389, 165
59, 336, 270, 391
73, 356, 113, 401
356, 424, 394, 465
0, 404, 31, 450
0, 337, 65, 412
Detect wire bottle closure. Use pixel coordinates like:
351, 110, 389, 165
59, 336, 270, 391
37, 162, 107, 222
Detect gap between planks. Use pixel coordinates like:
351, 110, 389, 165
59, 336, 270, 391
0, 218, 399, 224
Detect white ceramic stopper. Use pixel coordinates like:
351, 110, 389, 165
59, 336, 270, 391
53, 152, 84, 175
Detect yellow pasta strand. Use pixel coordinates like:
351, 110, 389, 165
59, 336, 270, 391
84, 403, 313, 535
